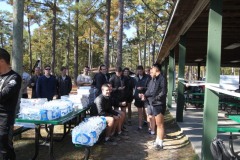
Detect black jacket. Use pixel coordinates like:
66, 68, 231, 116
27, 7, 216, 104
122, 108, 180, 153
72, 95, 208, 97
94, 94, 119, 117
28, 74, 41, 98
36, 75, 57, 101
0, 70, 22, 125
134, 74, 151, 99
124, 76, 135, 98
93, 73, 109, 96
145, 74, 167, 106
109, 74, 126, 102
56, 75, 72, 98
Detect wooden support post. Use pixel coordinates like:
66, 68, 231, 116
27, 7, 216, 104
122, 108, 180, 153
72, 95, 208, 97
167, 50, 175, 108
176, 35, 186, 122
201, 0, 222, 159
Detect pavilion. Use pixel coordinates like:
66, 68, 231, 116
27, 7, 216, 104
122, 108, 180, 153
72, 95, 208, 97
156, 0, 240, 159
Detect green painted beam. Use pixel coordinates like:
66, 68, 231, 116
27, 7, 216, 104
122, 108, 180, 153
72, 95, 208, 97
176, 35, 186, 122
167, 50, 175, 108
161, 60, 168, 76
201, 0, 222, 159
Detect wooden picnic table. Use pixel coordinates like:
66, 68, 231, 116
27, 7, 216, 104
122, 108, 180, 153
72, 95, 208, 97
15, 106, 89, 160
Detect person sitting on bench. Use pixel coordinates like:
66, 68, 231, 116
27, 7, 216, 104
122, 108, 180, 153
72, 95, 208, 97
94, 84, 122, 144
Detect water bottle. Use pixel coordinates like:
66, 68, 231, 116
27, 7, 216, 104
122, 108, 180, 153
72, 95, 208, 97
40, 109, 48, 121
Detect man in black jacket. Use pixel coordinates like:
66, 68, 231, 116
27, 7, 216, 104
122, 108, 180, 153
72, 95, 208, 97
139, 63, 167, 150
94, 84, 122, 144
93, 64, 109, 96
109, 67, 126, 110
56, 66, 72, 99
28, 67, 41, 98
0, 48, 22, 160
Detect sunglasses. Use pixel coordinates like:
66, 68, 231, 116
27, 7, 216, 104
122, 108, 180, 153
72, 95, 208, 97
45, 68, 51, 70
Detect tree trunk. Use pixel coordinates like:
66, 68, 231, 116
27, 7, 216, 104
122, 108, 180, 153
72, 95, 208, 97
0, 32, 3, 48
73, 0, 79, 84
136, 23, 142, 65
129, 44, 133, 69
152, 40, 156, 64
27, 14, 32, 74
51, 0, 57, 74
91, 34, 94, 68
38, 29, 42, 69
12, 0, 24, 74
111, 36, 115, 67
12, 0, 24, 114
66, 9, 70, 72
148, 42, 151, 66
103, 0, 111, 68
143, 20, 147, 68
116, 0, 124, 68
88, 26, 91, 68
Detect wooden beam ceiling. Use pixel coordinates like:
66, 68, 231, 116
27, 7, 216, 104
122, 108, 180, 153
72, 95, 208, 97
157, 0, 240, 67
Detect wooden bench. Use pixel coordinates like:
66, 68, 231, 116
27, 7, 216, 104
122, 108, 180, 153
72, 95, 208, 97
217, 126, 240, 158
13, 126, 32, 137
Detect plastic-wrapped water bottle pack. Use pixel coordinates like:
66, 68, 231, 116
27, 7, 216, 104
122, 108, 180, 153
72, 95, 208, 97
77, 86, 91, 96
72, 116, 106, 146
19, 98, 73, 121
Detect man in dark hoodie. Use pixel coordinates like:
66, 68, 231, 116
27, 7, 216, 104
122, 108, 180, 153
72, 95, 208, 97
139, 63, 167, 150
56, 66, 72, 99
0, 48, 22, 160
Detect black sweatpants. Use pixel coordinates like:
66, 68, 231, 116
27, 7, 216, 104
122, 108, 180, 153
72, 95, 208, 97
0, 125, 15, 160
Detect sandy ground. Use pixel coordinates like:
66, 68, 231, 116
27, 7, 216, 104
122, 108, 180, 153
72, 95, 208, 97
14, 106, 198, 160
14, 87, 198, 159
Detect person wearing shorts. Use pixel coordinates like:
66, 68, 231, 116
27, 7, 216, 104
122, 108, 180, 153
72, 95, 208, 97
94, 84, 122, 144
139, 63, 167, 150
123, 68, 135, 125
134, 65, 150, 130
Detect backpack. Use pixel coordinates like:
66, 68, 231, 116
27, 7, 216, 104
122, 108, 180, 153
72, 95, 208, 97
210, 137, 237, 160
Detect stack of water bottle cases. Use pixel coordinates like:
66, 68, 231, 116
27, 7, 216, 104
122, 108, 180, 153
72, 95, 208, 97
18, 86, 106, 146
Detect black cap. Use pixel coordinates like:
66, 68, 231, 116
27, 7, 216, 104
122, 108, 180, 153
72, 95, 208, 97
0, 48, 10, 64
44, 64, 51, 69
152, 63, 162, 71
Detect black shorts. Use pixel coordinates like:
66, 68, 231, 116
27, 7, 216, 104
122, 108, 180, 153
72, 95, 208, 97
125, 96, 133, 103
134, 100, 145, 108
147, 105, 166, 116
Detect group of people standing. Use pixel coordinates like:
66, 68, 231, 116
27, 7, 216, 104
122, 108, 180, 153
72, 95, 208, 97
23, 65, 72, 101
90, 64, 167, 150
0, 47, 166, 159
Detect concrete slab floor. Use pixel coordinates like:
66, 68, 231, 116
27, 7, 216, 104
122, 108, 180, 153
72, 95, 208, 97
168, 102, 240, 159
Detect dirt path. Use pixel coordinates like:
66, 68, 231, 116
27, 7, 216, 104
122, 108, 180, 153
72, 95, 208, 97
14, 106, 198, 160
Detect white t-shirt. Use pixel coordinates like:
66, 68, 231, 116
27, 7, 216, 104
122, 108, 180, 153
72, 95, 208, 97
77, 74, 92, 86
